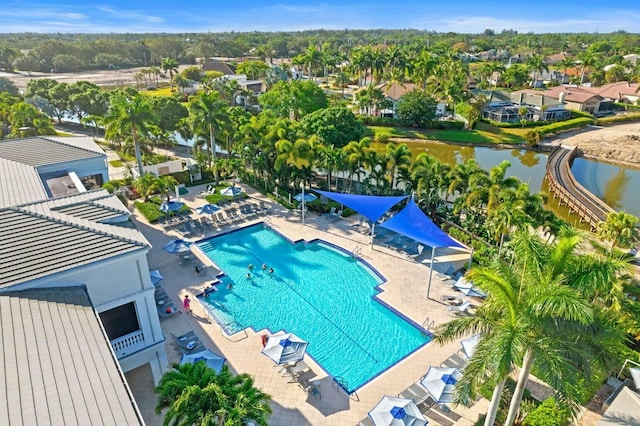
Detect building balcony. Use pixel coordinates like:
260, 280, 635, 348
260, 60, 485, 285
111, 330, 146, 358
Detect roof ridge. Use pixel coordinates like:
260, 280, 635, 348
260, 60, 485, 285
16, 188, 108, 208
12, 206, 147, 248
38, 136, 105, 156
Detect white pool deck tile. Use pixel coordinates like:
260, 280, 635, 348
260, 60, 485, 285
129, 183, 489, 425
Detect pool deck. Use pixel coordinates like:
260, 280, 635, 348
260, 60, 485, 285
128, 183, 489, 425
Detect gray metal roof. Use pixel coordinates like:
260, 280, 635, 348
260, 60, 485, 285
0, 286, 144, 425
0, 137, 105, 167
0, 157, 48, 208
44, 136, 107, 155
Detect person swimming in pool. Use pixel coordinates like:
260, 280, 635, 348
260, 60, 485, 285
268, 267, 274, 274
247, 264, 254, 270
261, 263, 267, 270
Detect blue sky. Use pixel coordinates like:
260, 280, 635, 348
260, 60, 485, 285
1, 1, 639, 33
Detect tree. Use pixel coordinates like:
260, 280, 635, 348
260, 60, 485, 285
526, 54, 549, 88
502, 64, 530, 88
385, 143, 412, 190
133, 173, 158, 201
0, 77, 19, 96
8, 102, 56, 137
597, 211, 639, 249
300, 106, 365, 148
343, 137, 373, 192
154, 175, 179, 203
52, 54, 82, 72
236, 60, 269, 80
0, 45, 18, 72
188, 91, 229, 183
396, 89, 437, 127
258, 80, 327, 120
156, 362, 272, 426
103, 91, 158, 176
161, 57, 179, 91
181, 65, 203, 82
12, 55, 40, 76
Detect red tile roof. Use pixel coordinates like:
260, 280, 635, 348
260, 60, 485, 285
582, 81, 640, 100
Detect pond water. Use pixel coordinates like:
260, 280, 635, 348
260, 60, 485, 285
385, 140, 640, 223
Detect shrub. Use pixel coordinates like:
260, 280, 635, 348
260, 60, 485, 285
569, 110, 595, 120
375, 133, 390, 143
134, 201, 163, 223
481, 118, 552, 128
595, 112, 640, 125
532, 117, 593, 137
522, 398, 571, 426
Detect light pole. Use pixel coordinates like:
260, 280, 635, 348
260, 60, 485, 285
301, 182, 305, 225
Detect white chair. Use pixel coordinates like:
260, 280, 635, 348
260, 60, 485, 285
410, 244, 425, 259
446, 301, 471, 312
324, 207, 336, 217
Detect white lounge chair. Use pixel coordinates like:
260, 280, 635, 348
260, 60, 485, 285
409, 244, 425, 259
324, 207, 336, 217
446, 301, 471, 312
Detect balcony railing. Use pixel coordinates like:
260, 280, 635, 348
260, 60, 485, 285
111, 330, 146, 358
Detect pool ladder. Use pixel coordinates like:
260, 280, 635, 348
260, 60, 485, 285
421, 317, 435, 337
352, 246, 363, 259
263, 216, 272, 227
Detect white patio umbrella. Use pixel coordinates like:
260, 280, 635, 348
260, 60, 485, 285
368, 396, 427, 426
294, 192, 317, 203
460, 333, 481, 360
261, 332, 308, 365
180, 349, 226, 373
420, 366, 462, 404
220, 186, 243, 197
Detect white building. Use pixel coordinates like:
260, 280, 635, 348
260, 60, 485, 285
0, 136, 167, 424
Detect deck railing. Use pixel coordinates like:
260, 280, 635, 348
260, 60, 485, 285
110, 330, 146, 358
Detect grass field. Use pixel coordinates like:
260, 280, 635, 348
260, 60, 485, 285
367, 122, 526, 144
140, 87, 175, 97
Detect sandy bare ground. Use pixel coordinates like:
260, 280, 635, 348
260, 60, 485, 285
551, 122, 640, 169
0, 65, 191, 90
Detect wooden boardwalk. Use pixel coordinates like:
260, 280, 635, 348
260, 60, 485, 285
545, 146, 614, 230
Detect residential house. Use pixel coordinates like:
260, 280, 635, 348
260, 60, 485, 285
201, 59, 235, 75
483, 90, 571, 123
545, 52, 569, 65
0, 137, 168, 423
583, 81, 640, 105
544, 86, 605, 114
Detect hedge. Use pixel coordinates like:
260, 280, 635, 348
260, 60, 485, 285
570, 110, 595, 120
528, 117, 593, 137
522, 398, 571, 426
595, 112, 640, 125
614, 102, 640, 111
482, 118, 552, 128
358, 115, 465, 130
134, 201, 164, 223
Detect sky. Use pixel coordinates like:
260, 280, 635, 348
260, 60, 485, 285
1, 0, 640, 34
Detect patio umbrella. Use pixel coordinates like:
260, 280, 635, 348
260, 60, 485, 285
368, 396, 427, 426
453, 277, 487, 298
220, 186, 243, 197
160, 201, 185, 213
294, 192, 317, 203
460, 333, 481, 360
195, 203, 221, 215
180, 349, 226, 373
162, 239, 193, 253
261, 332, 308, 365
420, 366, 462, 404
149, 270, 164, 286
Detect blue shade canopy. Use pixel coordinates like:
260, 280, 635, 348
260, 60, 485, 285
379, 199, 464, 249
149, 270, 163, 285
180, 349, 226, 373
420, 366, 462, 404
315, 190, 408, 222
261, 332, 308, 365
368, 396, 427, 426
160, 201, 185, 213
162, 239, 193, 253
195, 204, 221, 215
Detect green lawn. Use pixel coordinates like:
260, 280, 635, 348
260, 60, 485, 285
367, 122, 526, 144
141, 87, 176, 98
109, 159, 124, 167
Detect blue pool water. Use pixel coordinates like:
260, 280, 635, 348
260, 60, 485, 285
197, 225, 429, 392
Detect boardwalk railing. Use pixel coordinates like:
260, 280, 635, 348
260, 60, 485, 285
545, 146, 614, 230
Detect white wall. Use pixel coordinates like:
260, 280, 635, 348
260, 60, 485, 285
37, 156, 109, 185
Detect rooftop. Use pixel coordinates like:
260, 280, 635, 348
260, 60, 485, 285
0, 286, 143, 425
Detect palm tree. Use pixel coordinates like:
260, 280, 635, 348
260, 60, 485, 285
154, 175, 179, 203
156, 362, 272, 426
343, 137, 372, 193
103, 91, 157, 176
526, 54, 549, 88
597, 211, 639, 249
188, 91, 229, 184
385, 143, 412, 191
133, 173, 158, 201
161, 57, 179, 91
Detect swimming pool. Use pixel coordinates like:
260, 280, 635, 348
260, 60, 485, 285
197, 224, 429, 392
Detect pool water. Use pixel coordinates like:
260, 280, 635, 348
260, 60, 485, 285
197, 225, 429, 392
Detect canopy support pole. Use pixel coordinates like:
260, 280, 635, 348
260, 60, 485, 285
426, 247, 436, 299
466, 248, 474, 270
370, 222, 376, 248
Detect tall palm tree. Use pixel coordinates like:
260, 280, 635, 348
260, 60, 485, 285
154, 174, 179, 203
385, 143, 412, 191
156, 362, 272, 426
103, 91, 157, 176
597, 211, 639, 249
161, 57, 179, 91
526, 54, 549, 88
188, 91, 229, 183
343, 137, 372, 192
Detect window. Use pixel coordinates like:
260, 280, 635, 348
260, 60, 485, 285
100, 302, 140, 340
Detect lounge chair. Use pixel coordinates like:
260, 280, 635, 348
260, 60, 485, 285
200, 184, 215, 195
409, 244, 425, 260
356, 417, 375, 426
171, 331, 204, 354
299, 378, 321, 399
324, 207, 336, 217
446, 301, 471, 312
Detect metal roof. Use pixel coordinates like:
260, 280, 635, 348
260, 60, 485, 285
0, 157, 48, 208
0, 137, 104, 167
0, 286, 144, 425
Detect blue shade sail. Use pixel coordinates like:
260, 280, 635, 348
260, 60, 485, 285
315, 190, 408, 222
